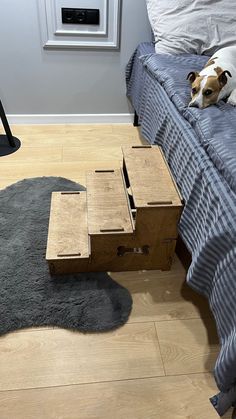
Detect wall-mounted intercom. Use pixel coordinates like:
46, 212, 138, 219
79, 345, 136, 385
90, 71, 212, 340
62, 8, 100, 25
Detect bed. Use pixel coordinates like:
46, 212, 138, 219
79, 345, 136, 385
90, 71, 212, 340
126, 39, 236, 416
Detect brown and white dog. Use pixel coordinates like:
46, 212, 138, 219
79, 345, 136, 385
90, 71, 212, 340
187, 46, 236, 109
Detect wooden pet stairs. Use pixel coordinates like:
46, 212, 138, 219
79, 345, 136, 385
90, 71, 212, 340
46, 146, 183, 275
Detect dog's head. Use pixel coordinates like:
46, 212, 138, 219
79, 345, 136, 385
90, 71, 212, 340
187, 68, 232, 109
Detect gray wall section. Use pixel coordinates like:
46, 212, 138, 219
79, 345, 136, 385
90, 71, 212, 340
0, 0, 151, 115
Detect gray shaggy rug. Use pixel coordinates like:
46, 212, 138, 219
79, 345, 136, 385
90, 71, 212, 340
0, 177, 132, 335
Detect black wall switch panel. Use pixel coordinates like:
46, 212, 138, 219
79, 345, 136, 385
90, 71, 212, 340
62, 8, 100, 25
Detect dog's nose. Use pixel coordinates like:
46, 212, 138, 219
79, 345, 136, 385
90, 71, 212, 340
189, 101, 199, 108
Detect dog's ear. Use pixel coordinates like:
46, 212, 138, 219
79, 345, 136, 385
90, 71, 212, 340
218, 70, 232, 87
187, 71, 199, 83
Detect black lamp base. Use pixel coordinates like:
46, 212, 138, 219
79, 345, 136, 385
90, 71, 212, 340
0, 135, 21, 157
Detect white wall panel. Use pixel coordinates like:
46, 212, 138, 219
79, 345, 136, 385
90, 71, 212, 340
38, 0, 121, 48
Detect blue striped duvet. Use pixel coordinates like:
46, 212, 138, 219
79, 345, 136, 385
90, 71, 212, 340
126, 43, 236, 414
140, 52, 236, 194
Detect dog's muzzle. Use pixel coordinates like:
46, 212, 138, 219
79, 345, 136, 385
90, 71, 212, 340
188, 101, 199, 108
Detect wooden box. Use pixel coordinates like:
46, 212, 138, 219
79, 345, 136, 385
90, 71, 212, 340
46, 146, 183, 274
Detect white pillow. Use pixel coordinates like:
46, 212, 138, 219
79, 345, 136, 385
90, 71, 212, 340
146, 0, 236, 55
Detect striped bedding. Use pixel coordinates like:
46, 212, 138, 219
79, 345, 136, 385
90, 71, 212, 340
126, 42, 236, 415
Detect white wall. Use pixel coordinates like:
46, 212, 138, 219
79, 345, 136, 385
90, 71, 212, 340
0, 0, 151, 116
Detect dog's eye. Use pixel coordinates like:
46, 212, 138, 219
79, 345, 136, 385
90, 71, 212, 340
204, 89, 213, 96
192, 88, 197, 95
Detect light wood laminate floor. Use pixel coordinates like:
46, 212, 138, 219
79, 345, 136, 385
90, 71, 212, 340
0, 124, 231, 418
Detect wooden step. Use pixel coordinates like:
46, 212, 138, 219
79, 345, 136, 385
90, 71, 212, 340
85, 168, 136, 272
86, 169, 134, 235
46, 191, 90, 274
122, 145, 182, 209
122, 145, 183, 270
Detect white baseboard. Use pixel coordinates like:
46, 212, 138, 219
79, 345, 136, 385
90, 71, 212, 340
7, 113, 134, 125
